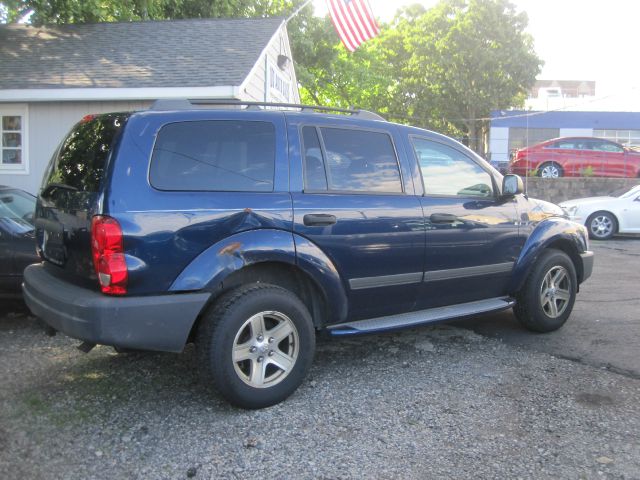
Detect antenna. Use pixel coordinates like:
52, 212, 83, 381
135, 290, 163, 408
524, 109, 529, 196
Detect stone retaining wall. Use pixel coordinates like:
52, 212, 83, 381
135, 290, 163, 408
522, 177, 639, 204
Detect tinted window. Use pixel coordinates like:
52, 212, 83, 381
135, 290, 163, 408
320, 127, 402, 193
412, 138, 494, 197
42, 114, 128, 194
302, 127, 328, 190
150, 121, 275, 192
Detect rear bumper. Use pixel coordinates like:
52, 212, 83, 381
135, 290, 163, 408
22, 264, 210, 352
580, 250, 594, 283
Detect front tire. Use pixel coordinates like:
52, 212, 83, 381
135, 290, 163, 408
586, 211, 617, 240
514, 249, 577, 333
196, 284, 315, 409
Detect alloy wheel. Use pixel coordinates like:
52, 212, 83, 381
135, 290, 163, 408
539, 266, 571, 318
590, 215, 613, 239
540, 164, 560, 178
232, 311, 299, 388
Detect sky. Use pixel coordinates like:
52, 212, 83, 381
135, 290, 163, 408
312, 0, 640, 101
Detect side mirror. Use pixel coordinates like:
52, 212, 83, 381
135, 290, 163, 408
502, 174, 524, 197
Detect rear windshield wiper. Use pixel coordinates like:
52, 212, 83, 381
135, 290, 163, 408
41, 183, 79, 198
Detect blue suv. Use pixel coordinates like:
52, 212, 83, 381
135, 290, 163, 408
23, 101, 594, 408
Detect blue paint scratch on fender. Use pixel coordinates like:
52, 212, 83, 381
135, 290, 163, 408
169, 229, 348, 324
510, 217, 589, 293
170, 229, 297, 291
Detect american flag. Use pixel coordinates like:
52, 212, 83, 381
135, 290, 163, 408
326, 0, 380, 52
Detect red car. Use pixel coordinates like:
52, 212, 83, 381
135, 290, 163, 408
509, 137, 640, 178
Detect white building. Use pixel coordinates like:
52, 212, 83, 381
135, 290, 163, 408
489, 79, 640, 169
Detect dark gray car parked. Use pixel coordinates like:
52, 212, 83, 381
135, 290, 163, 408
0, 185, 38, 296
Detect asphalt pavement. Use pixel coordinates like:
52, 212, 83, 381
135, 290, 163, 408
458, 236, 640, 379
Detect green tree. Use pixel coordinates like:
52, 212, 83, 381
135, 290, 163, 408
0, 0, 306, 24
385, 0, 542, 152
291, 15, 393, 113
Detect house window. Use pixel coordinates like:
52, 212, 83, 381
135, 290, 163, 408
0, 105, 28, 173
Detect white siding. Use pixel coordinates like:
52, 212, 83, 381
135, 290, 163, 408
489, 127, 510, 163
0, 100, 151, 194
240, 24, 300, 104
560, 128, 593, 138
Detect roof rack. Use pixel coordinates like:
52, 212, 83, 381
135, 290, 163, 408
150, 99, 386, 121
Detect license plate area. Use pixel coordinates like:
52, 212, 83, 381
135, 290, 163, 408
36, 219, 66, 266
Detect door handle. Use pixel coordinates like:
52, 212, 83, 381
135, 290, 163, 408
430, 213, 458, 224
303, 214, 337, 226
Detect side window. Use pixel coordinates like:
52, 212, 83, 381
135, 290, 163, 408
319, 127, 402, 193
301, 126, 328, 191
589, 140, 623, 153
150, 120, 275, 192
412, 138, 494, 198
551, 140, 578, 149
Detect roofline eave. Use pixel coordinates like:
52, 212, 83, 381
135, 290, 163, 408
0, 85, 240, 102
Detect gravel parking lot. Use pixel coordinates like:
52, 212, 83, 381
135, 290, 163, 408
1, 240, 640, 480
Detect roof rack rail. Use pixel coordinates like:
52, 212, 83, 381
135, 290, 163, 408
149, 99, 386, 121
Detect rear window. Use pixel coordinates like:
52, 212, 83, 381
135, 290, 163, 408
42, 114, 128, 194
150, 120, 275, 192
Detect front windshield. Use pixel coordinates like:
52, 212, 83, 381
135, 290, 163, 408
608, 185, 640, 198
618, 185, 640, 199
0, 189, 36, 235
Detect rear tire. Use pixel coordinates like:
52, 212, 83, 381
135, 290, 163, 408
196, 283, 315, 409
538, 162, 563, 178
586, 211, 617, 240
514, 249, 577, 333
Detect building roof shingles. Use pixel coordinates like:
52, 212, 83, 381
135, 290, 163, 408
0, 17, 283, 89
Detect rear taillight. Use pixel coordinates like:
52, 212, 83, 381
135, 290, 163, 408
91, 215, 127, 295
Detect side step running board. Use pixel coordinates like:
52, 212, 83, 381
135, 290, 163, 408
327, 297, 515, 336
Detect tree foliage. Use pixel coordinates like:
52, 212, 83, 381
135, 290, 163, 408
0, 0, 305, 24
395, 0, 542, 151
291, 15, 393, 113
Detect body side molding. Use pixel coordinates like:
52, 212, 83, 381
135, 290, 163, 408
424, 262, 514, 282
347, 263, 514, 290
